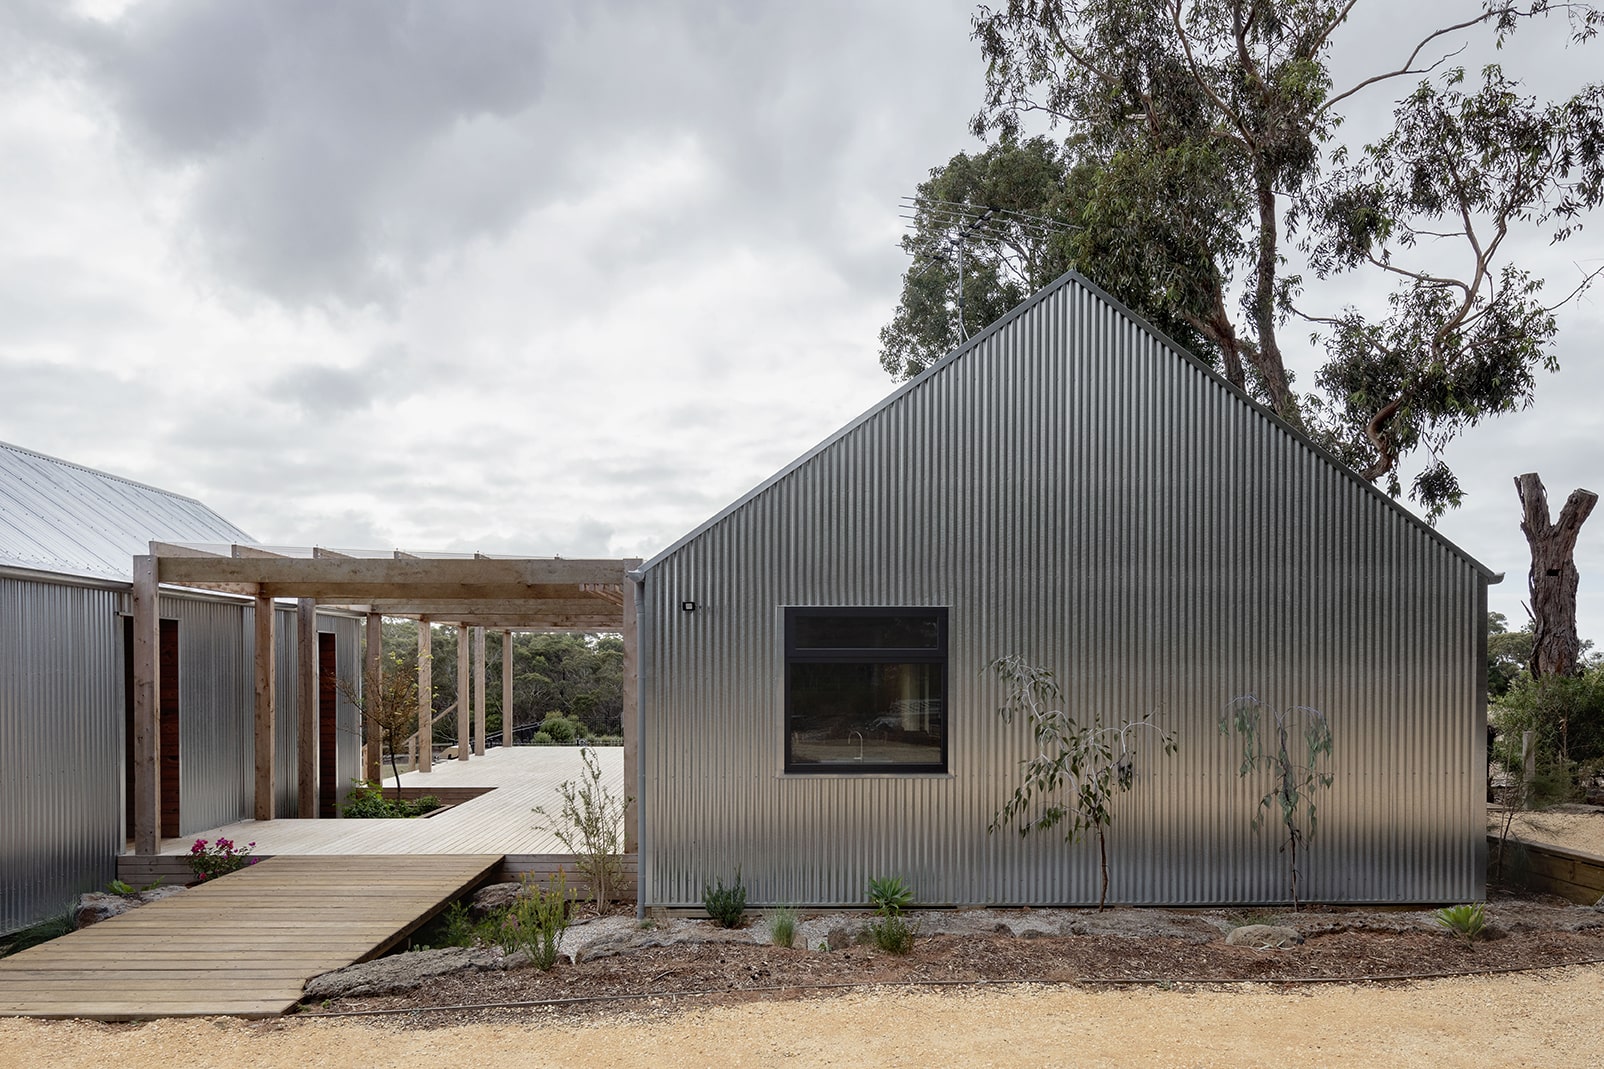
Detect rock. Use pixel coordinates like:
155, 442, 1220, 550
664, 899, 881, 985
469, 882, 524, 918
571, 928, 676, 963
1225, 924, 1304, 949
826, 925, 858, 951
303, 946, 506, 1001
74, 886, 186, 929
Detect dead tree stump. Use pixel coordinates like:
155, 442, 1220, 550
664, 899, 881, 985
1515, 473, 1598, 679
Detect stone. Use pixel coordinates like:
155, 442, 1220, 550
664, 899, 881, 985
74, 885, 186, 929
1225, 924, 1305, 949
303, 946, 506, 1001
469, 882, 524, 918
826, 925, 858, 951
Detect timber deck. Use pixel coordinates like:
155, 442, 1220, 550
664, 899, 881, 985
0, 854, 500, 1020
148, 744, 622, 857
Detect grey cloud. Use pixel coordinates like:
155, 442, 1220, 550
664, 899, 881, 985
34, 0, 979, 311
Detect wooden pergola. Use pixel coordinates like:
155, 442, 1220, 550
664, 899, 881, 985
130, 544, 639, 857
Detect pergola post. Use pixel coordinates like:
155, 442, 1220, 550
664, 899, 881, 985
364, 612, 382, 783
417, 617, 432, 773
501, 630, 513, 746
622, 558, 641, 854
131, 554, 161, 855
472, 626, 487, 755
297, 598, 317, 818
253, 593, 276, 820
456, 623, 470, 761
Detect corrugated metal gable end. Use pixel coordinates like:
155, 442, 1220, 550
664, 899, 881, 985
0, 441, 253, 582
639, 273, 1489, 907
641, 270, 1495, 580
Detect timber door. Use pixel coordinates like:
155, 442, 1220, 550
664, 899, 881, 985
318, 632, 339, 818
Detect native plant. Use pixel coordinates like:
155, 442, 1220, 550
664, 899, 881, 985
865, 874, 917, 954
768, 905, 799, 949
534, 746, 629, 908
499, 872, 572, 970
703, 870, 748, 928
988, 655, 1177, 910
1221, 695, 1334, 909
1434, 902, 1488, 941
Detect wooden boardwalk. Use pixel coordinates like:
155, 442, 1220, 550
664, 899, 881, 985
0, 854, 500, 1020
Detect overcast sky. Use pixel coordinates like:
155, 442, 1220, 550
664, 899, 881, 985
1, 0, 1600, 641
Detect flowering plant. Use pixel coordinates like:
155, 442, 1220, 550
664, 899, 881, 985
186, 837, 259, 881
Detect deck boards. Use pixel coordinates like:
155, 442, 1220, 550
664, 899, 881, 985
0, 854, 501, 1020
149, 745, 622, 857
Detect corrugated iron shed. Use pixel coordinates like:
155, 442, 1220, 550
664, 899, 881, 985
0, 441, 253, 583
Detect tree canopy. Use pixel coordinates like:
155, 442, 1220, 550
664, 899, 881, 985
882, 0, 1604, 519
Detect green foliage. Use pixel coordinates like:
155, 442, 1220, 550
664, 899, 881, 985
1493, 667, 1604, 772
988, 655, 1177, 909
380, 623, 625, 743
0, 910, 76, 957
340, 782, 442, 819
880, 135, 1082, 377
864, 875, 917, 954
539, 714, 579, 744
533, 747, 628, 906
186, 837, 258, 882
1220, 696, 1334, 909
703, 870, 748, 928
867, 875, 913, 916
1488, 612, 1535, 698
414, 901, 479, 950
936, 2, 1604, 520
106, 879, 137, 896
1434, 902, 1488, 940
768, 905, 799, 949
866, 913, 917, 955
530, 730, 556, 745
498, 873, 572, 971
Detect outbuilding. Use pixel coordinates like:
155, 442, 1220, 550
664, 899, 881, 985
632, 271, 1494, 908
0, 442, 363, 933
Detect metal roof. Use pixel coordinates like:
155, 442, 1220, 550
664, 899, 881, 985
0, 440, 254, 583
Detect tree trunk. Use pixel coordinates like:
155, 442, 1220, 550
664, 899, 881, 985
1515, 473, 1598, 678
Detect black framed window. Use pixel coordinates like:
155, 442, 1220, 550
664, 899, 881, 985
784, 607, 947, 774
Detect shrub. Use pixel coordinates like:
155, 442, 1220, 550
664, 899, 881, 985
1434, 902, 1488, 940
540, 715, 578, 744
499, 873, 572, 970
703, 870, 747, 928
341, 783, 441, 818
867, 913, 916, 954
187, 838, 257, 881
533, 747, 628, 907
769, 905, 798, 949
1493, 669, 1604, 795
868, 875, 913, 915
531, 730, 556, 746
0, 909, 76, 957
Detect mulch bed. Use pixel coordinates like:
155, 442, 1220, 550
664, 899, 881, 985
300, 898, 1604, 1024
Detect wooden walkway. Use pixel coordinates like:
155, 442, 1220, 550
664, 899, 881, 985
0, 854, 500, 1020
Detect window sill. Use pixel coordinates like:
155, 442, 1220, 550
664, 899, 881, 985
777, 771, 956, 780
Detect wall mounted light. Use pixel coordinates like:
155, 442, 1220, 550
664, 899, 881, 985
681, 600, 697, 613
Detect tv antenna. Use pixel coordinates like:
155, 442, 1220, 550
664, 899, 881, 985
898, 195, 1076, 342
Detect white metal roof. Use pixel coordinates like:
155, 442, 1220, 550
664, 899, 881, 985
0, 440, 254, 583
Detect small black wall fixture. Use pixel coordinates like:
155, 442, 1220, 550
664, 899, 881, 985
681, 600, 697, 613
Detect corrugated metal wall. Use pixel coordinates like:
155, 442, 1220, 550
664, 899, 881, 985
2, 580, 368, 933
164, 593, 252, 834
0, 575, 124, 933
640, 274, 1489, 908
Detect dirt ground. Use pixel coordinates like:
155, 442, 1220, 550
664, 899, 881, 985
3, 966, 1602, 1068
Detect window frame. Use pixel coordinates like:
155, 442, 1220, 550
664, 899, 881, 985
782, 606, 949, 775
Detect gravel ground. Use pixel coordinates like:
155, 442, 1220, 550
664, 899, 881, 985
3, 966, 1602, 1068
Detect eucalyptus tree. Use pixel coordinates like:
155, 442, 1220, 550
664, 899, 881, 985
885, 0, 1604, 520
